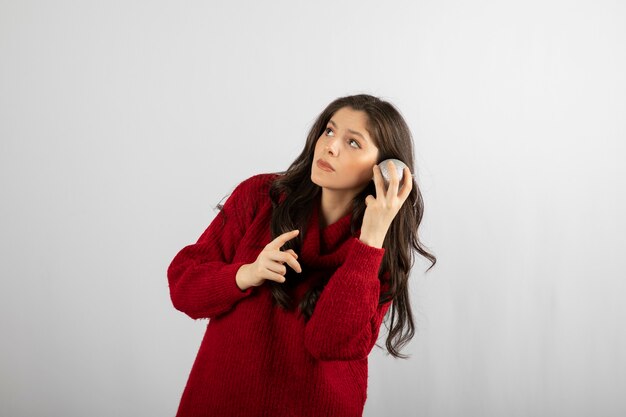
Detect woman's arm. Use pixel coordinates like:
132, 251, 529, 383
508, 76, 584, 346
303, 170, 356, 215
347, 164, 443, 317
303, 161, 412, 360
167, 176, 263, 320
303, 237, 392, 361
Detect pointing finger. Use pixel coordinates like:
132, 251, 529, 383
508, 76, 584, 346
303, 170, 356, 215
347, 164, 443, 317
268, 229, 300, 250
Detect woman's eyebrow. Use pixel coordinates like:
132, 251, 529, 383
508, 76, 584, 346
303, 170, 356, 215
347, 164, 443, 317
328, 119, 368, 142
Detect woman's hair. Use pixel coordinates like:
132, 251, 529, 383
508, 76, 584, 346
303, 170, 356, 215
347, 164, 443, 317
265, 93, 437, 359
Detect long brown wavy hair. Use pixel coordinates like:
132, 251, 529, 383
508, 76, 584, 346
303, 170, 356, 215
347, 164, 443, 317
260, 94, 437, 359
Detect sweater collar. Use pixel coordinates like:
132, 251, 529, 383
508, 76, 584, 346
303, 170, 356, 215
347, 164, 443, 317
299, 195, 358, 269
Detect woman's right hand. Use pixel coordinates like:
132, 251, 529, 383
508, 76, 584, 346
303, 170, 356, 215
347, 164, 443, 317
236, 230, 302, 291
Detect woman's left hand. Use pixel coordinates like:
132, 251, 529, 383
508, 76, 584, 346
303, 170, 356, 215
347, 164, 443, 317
360, 160, 413, 248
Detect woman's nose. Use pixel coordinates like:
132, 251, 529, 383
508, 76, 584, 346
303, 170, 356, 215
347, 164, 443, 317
324, 137, 338, 155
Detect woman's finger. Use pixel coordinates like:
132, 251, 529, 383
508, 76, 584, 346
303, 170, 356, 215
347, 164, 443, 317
267, 229, 300, 250
264, 269, 287, 283
273, 250, 302, 273
386, 160, 400, 201
372, 164, 385, 199
398, 167, 413, 201
263, 258, 287, 276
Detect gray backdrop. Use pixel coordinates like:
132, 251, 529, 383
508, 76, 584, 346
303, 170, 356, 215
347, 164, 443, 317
1, 1, 625, 416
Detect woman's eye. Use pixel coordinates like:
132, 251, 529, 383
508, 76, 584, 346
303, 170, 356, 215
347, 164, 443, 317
325, 127, 334, 136
349, 139, 361, 149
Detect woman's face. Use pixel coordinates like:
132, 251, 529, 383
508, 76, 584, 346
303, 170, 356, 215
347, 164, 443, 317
311, 106, 380, 195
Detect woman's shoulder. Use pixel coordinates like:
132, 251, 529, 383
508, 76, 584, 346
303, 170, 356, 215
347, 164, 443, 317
218, 173, 279, 228
233, 172, 281, 196
226, 172, 282, 209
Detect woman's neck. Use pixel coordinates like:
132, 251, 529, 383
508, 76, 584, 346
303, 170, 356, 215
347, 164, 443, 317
318, 189, 354, 228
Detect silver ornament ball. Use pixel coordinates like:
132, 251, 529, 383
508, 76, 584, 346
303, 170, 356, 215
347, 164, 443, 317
378, 158, 408, 185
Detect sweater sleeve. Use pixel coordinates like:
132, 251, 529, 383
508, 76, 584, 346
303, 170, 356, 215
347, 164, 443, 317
167, 176, 263, 320
303, 237, 392, 361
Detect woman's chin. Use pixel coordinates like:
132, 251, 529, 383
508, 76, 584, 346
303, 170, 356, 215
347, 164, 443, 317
310, 171, 329, 187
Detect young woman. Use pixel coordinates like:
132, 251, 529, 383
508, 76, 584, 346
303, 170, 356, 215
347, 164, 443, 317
167, 94, 436, 417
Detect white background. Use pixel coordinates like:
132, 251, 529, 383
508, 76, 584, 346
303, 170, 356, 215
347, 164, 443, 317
1, 1, 625, 416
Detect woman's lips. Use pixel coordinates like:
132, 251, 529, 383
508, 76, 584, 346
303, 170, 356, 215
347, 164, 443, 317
316, 159, 335, 172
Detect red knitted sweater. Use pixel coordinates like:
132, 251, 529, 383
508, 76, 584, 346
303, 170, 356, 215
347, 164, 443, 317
167, 173, 392, 417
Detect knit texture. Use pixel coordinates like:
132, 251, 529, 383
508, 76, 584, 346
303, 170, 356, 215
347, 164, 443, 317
167, 173, 392, 417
